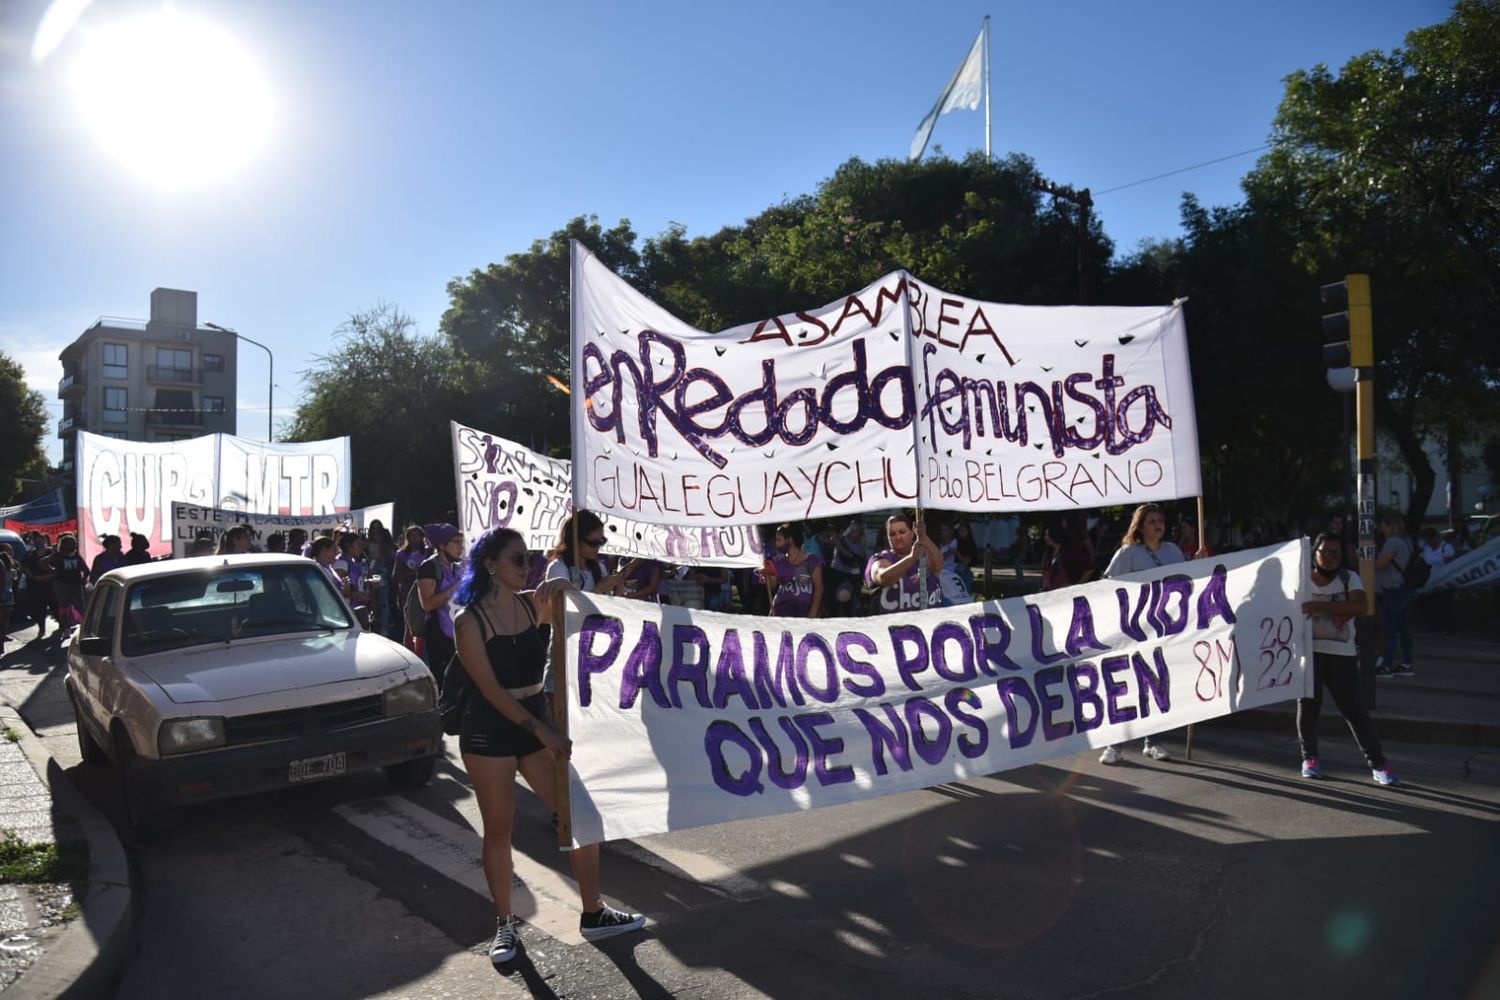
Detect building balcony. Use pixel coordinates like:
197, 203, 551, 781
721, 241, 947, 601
58, 373, 86, 397
146, 365, 201, 385
58, 416, 75, 438
145, 410, 204, 427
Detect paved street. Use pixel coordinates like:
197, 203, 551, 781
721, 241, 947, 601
4, 627, 1499, 999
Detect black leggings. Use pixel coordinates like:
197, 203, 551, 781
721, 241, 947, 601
1296, 651, 1386, 769
424, 627, 455, 688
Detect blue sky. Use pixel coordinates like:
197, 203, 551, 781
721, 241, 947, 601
0, 0, 1450, 465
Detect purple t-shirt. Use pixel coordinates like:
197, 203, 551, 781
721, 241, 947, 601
772, 553, 822, 617
865, 549, 942, 614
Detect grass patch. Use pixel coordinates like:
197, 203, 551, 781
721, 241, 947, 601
0, 830, 89, 884
2, 726, 19, 743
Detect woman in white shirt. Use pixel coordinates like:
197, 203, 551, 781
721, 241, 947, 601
1099, 503, 1184, 765
1299, 532, 1399, 785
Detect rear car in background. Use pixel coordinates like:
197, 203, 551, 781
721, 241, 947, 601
66, 554, 441, 836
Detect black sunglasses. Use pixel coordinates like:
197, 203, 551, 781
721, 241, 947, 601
583, 536, 607, 548
501, 551, 528, 567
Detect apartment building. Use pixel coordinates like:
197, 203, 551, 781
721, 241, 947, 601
57, 288, 238, 473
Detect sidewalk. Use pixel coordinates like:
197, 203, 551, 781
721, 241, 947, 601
0, 621, 133, 1000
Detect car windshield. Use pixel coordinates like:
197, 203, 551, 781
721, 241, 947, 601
121, 563, 353, 656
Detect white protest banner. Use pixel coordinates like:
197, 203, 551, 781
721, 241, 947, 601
169, 501, 394, 557
77, 431, 351, 562
563, 540, 1308, 846
1422, 537, 1500, 592
571, 243, 1200, 526
452, 421, 764, 568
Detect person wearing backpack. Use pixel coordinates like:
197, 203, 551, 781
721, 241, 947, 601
416, 523, 466, 686
1298, 532, 1400, 786
1373, 514, 1416, 677
451, 526, 645, 965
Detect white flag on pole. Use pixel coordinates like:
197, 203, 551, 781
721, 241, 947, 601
909, 24, 986, 161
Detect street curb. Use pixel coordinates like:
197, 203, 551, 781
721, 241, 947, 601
0, 706, 134, 1000
1206, 705, 1500, 748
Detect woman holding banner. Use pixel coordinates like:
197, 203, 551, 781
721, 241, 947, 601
1299, 532, 1400, 785
454, 527, 645, 965
865, 512, 943, 614
1098, 503, 1185, 765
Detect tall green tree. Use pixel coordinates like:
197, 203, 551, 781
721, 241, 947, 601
1243, 0, 1500, 526
441, 216, 641, 453
0, 350, 49, 504
283, 305, 461, 522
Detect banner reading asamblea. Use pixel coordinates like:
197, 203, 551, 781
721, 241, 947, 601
452, 421, 764, 568
570, 243, 1201, 526
77, 430, 351, 562
563, 540, 1310, 847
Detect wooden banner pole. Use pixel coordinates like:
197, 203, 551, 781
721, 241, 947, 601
1185, 495, 1209, 762
550, 596, 572, 849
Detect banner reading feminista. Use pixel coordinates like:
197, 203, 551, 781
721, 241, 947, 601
563, 540, 1309, 846
452, 421, 764, 568
571, 243, 1201, 526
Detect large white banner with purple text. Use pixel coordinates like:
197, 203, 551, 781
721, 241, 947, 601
563, 539, 1309, 846
76, 430, 351, 563
452, 421, 764, 567
571, 243, 1201, 526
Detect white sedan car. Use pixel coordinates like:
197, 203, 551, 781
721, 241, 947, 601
66, 554, 442, 836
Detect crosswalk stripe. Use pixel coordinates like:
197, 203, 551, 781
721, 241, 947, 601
332, 794, 618, 946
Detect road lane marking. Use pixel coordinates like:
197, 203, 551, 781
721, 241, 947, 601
332, 795, 642, 946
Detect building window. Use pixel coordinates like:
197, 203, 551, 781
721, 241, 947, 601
203, 353, 225, 373
104, 431, 128, 439
156, 347, 192, 369
203, 395, 226, 414
103, 387, 127, 423
103, 343, 128, 379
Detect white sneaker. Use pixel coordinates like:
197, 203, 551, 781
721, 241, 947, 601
489, 915, 519, 964
1099, 746, 1121, 765
1142, 744, 1171, 761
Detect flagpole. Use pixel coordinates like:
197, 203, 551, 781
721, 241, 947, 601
983, 15, 992, 161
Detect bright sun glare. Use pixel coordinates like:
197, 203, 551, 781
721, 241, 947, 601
70, 11, 272, 189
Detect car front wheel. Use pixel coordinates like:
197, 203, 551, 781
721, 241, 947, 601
384, 754, 437, 789
113, 728, 176, 840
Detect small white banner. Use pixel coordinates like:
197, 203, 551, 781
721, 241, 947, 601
452, 421, 763, 568
168, 501, 394, 557
1422, 537, 1500, 593
563, 539, 1310, 846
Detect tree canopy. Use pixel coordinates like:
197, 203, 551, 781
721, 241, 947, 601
0, 349, 49, 505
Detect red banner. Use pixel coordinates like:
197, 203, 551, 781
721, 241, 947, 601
4, 518, 79, 543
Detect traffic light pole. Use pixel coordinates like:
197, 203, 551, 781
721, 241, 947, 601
1323, 274, 1377, 706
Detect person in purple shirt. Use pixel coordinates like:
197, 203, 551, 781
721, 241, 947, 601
865, 511, 943, 614
768, 523, 824, 618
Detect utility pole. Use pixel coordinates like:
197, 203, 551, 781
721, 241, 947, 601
1033, 179, 1093, 305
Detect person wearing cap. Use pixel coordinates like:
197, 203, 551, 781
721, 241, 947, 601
417, 522, 466, 685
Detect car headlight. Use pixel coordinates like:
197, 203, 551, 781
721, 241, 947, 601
383, 679, 435, 716
158, 717, 226, 756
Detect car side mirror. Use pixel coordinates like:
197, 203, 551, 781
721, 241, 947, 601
77, 636, 111, 657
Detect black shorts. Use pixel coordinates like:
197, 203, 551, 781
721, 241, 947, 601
459, 692, 548, 758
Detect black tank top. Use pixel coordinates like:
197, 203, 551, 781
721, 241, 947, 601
474, 595, 546, 691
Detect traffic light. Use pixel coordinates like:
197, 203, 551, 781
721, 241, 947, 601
1321, 274, 1373, 369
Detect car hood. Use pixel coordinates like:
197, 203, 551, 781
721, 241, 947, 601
132, 632, 424, 705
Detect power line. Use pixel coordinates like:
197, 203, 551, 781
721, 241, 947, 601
1095, 144, 1272, 196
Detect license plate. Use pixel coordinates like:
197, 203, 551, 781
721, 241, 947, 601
288, 752, 346, 783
